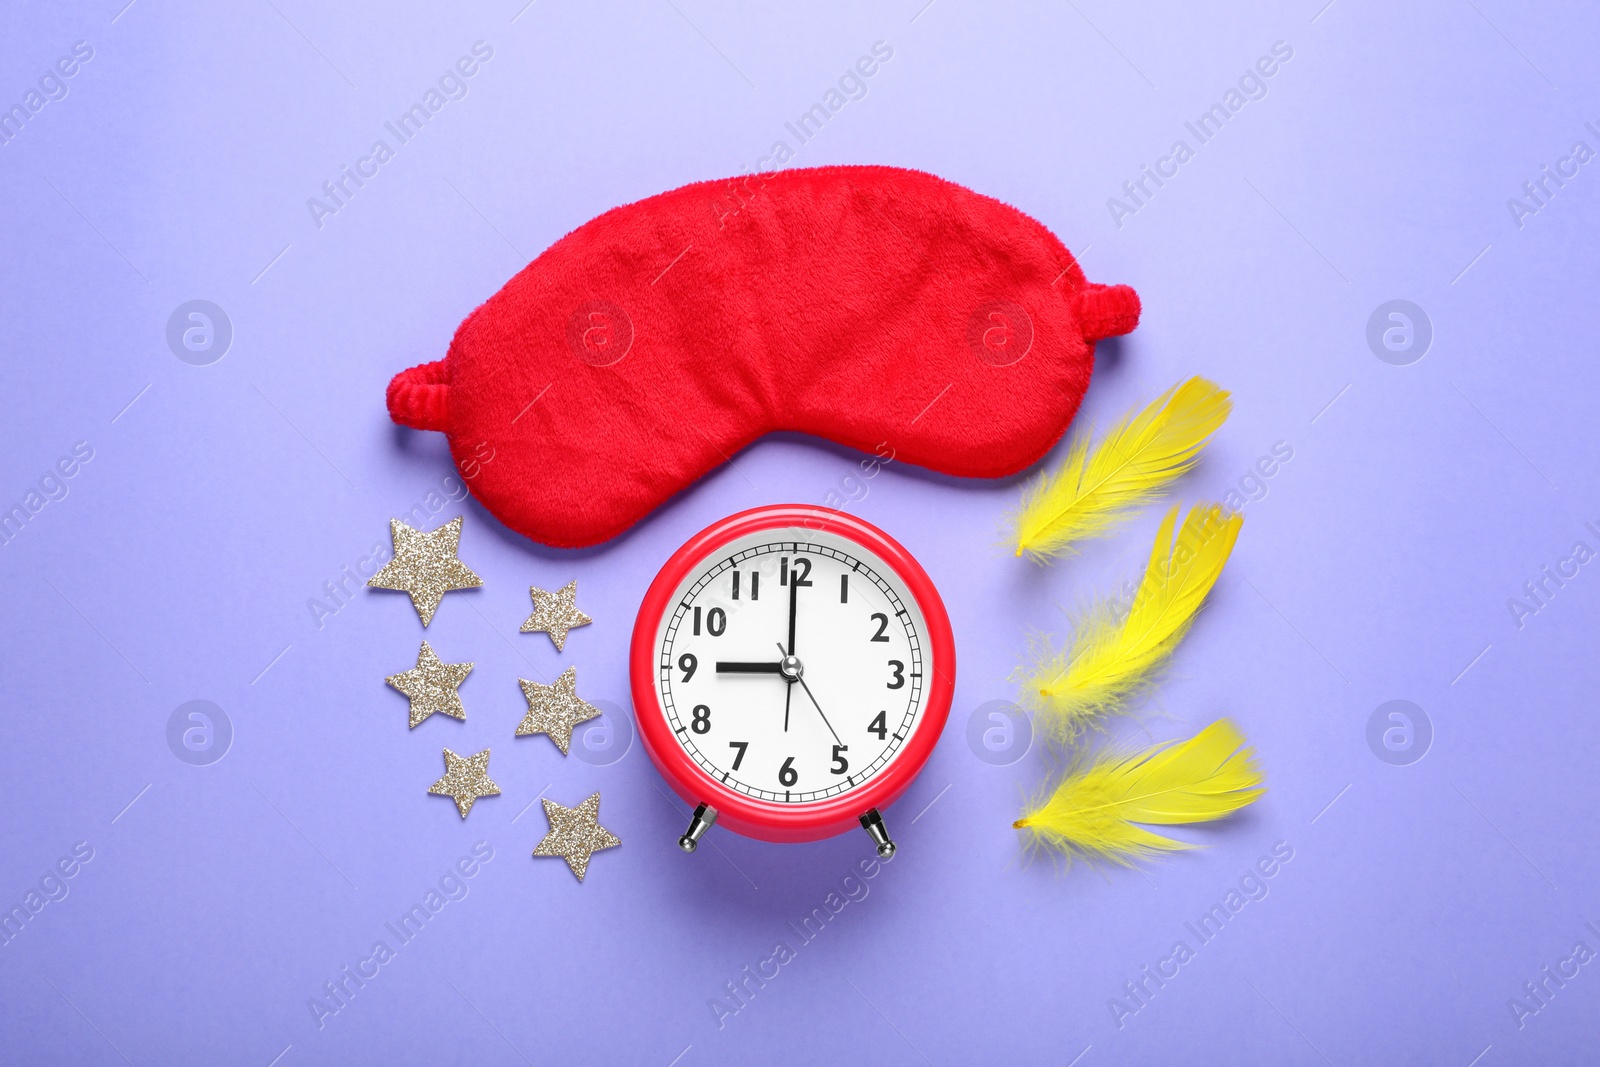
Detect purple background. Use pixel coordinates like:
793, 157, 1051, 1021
3, 1, 1598, 1063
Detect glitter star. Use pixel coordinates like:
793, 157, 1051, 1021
367, 516, 482, 626
519, 579, 592, 652
428, 747, 501, 819
386, 641, 473, 729
514, 666, 601, 754
532, 792, 620, 881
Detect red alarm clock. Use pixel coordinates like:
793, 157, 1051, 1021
630, 505, 955, 856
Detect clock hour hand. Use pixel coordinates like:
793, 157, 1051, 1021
715, 661, 783, 674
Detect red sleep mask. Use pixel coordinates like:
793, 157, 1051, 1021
386, 165, 1139, 548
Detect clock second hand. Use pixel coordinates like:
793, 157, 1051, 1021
776, 641, 841, 745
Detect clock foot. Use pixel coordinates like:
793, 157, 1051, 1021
678, 803, 718, 853
859, 808, 896, 858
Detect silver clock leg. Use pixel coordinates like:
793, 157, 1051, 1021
859, 808, 896, 858
679, 803, 718, 853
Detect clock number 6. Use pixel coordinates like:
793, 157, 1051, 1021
831, 744, 849, 775
886, 660, 905, 689
779, 756, 798, 787
691, 704, 711, 734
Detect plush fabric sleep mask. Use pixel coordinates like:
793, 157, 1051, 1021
386, 165, 1139, 548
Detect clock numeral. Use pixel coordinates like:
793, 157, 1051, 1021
868, 710, 887, 740
886, 659, 905, 689
678, 653, 697, 683
728, 566, 764, 599
830, 744, 849, 775
728, 740, 748, 770
691, 704, 711, 734
869, 613, 890, 642
790, 557, 812, 587
691, 607, 728, 636
778, 756, 798, 787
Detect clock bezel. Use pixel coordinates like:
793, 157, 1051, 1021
630, 504, 956, 844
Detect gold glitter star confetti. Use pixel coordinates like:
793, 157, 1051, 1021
532, 792, 620, 881
519, 579, 592, 651
515, 666, 601, 755
386, 641, 473, 729
367, 516, 482, 626
428, 747, 501, 818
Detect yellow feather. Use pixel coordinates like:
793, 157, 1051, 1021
1009, 377, 1231, 561
1020, 503, 1243, 738
1014, 719, 1265, 865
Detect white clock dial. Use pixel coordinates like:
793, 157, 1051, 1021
654, 527, 930, 804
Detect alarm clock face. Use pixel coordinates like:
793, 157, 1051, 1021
632, 506, 954, 843
656, 528, 928, 802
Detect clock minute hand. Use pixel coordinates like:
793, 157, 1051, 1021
715, 661, 783, 673
786, 563, 798, 656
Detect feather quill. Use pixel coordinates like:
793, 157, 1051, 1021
1021, 503, 1242, 738
1014, 718, 1264, 864
1009, 377, 1231, 561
